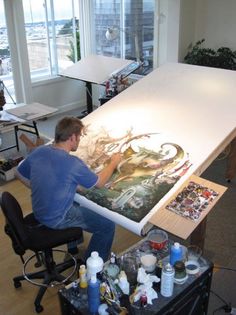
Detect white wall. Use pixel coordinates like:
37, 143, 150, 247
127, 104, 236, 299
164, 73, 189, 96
179, 0, 236, 61
195, 0, 236, 50
31, 77, 87, 114
158, 0, 181, 65
178, 0, 196, 62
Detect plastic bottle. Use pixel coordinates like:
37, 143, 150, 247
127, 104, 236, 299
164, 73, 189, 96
79, 264, 88, 289
104, 252, 120, 279
160, 263, 175, 297
118, 270, 130, 295
87, 274, 101, 314
170, 242, 182, 266
98, 303, 109, 315
71, 280, 80, 297
86, 251, 104, 280
140, 291, 148, 308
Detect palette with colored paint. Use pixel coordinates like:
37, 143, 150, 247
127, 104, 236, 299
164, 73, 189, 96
166, 181, 219, 221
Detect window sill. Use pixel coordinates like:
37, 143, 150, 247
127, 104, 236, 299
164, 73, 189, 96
31, 75, 66, 87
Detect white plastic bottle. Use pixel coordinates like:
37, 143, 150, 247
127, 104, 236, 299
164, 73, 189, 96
118, 271, 130, 295
86, 251, 104, 280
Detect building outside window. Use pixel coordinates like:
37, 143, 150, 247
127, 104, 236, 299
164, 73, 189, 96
92, 0, 155, 74
0, 0, 80, 103
0, 1, 11, 77
22, 0, 80, 79
0, 0, 14, 105
1, 0, 162, 106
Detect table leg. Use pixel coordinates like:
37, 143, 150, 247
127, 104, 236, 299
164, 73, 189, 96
86, 82, 93, 114
225, 137, 236, 181
14, 125, 19, 151
190, 218, 207, 251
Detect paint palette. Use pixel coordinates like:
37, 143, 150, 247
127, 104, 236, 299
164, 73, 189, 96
166, 181, 219, 221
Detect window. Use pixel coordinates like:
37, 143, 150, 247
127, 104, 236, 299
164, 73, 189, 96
0, 1, 11, 77
0, 0, 15, 105
22, 0, 80, 79
92, 0, 155, 74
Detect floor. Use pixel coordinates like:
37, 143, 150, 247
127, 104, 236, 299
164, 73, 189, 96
0, 109, 236, 314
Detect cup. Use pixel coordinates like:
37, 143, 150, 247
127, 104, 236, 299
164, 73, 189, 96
120, 254, 139, 286
187, 245, 202, 261
147, 229, 168, 250
140, 254, 157, 273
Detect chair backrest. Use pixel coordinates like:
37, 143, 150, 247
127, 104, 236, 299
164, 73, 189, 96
0, 191, 29, 256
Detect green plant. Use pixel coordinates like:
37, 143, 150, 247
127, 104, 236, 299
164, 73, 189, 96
67, 31, 81, 63
59, 18, 81, 63
184, 39, 236, 70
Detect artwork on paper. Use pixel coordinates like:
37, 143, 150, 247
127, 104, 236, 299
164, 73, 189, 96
73, 126, 192, 223
166, 181, 219, 221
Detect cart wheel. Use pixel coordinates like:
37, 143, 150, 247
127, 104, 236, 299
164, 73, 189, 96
14, 280, 22, 288
35, 304, 44, 313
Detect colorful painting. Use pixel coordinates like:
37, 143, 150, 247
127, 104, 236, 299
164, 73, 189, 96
166, 181, 219, 221
73, 126, 192, 222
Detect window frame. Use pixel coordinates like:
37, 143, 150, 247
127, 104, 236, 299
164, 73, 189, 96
3, 0, 81, 104
3, 0, 180, 105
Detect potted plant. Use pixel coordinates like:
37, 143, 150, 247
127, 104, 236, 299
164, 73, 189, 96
184, 39, 236, 70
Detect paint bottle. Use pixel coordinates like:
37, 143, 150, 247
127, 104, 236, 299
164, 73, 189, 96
79, 264, 88, 289
87, 274, 101, 314
140, 291, 148, 308
160, 263, 175, 297
71, 280, 80, 297
170, 242, 182, 266
86, 251, 104, 280
104, 252, 120, 280
118, 271, 130, 295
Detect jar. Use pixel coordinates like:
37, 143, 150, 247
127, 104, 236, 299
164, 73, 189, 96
174, 260, 186, 280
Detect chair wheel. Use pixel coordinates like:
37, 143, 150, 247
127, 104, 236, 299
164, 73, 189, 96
34, 261, 42, 268
35, 304, 44, 313
14, 280, 22, 288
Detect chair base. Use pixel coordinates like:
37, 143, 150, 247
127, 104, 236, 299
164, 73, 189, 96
13, 249, 78, 313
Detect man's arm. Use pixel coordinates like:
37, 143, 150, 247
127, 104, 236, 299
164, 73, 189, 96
95, 153, 122, 188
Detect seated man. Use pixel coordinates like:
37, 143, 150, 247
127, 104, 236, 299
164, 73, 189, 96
15, 116, 122, 261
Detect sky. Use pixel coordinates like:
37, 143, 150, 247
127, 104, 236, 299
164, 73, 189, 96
23, 0, 79, 23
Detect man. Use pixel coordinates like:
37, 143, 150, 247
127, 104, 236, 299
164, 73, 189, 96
16, 116, 122, 261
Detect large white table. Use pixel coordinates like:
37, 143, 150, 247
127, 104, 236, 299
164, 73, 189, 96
60, 55, 139, 115
72, 63, 236, 245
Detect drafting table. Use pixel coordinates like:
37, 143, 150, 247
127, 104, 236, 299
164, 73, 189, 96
72, 62, 236, 248
60, 55, 139, 115
0, 103, 57, 152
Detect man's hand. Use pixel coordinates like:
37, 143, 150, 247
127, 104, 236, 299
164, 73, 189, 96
96, 152, 123, 188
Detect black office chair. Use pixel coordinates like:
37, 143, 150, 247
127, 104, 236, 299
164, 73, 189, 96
0, 191, 83, 313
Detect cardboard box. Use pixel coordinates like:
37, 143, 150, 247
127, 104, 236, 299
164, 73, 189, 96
0, 166, 16, 181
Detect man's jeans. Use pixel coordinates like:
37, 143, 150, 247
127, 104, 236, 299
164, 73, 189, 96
54, 202, 115, 262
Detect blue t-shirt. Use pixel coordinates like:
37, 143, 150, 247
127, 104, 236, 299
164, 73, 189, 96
17, 145, 98, 228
